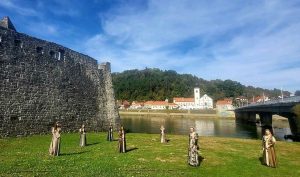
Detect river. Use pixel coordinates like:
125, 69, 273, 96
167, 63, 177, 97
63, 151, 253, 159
121, 115, 292, 141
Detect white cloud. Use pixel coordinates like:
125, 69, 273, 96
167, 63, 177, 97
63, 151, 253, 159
83, 0, 300, 91
0, 0, 38, 16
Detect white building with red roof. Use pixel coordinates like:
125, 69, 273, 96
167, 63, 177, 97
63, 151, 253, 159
173, 88, 213, 109
216, 98, 235, 117
144, 100, 179, 110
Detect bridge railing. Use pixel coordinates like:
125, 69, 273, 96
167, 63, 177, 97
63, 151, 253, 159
238, 96, 300, 108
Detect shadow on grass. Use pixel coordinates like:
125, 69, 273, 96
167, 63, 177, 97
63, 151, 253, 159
60, 151, 90, 156
106, 139, 118, 142
126, 147, 138, 153
198, 155, 205, 167
86, 142, 100, 146
259, 156, 264, 165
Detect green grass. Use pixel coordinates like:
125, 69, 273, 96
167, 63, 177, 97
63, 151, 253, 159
0, 133, 300, 177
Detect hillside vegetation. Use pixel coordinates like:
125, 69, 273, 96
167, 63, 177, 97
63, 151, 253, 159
112, 68, 288, 102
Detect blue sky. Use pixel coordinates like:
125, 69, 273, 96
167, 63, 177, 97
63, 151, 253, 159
0, 0, 299, 93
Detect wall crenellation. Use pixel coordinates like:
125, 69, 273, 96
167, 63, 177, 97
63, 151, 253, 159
0, 17, 120, 137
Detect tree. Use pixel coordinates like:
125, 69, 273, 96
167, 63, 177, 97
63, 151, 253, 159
112, 68, 288, 102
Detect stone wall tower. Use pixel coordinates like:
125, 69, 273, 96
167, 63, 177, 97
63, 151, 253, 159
0, 16, 16, 31
99, 62, 120, 129
0, 16, 120, 136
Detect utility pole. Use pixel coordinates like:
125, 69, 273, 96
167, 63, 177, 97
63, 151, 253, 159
281, 87, 284, 101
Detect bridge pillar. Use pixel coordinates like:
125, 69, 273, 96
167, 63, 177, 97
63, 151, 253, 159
235, 112, 256, 124
259, 113, 273, 135
287, 114, 300, 140
248, 113, 256, 124
259, 113, 272, 127
235, 111, 243, 121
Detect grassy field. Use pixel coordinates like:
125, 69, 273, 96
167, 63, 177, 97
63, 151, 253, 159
0, 133, 300, 177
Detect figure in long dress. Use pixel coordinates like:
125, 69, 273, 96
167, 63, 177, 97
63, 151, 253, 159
160, 125, 166, 143
188, 127, 199, 166
49, 122, 61, 156
79, 124, 86, 147
118, 126, 126, 153
107, 124, 114, 141
262, 129, 277, 168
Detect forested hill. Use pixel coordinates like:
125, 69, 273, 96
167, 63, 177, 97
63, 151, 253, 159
112, 68, 289, 102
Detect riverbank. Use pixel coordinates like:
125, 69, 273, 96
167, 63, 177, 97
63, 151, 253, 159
1, 133, 299, 176
119, 109, 235, 118
119, 110, 218, 118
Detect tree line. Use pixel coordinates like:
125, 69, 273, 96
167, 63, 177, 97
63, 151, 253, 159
112, 68, 291, 103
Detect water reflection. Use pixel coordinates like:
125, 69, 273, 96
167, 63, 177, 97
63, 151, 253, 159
121, 115, 291, 141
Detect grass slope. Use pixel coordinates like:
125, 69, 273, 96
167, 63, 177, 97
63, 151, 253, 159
0, 133, 300, 177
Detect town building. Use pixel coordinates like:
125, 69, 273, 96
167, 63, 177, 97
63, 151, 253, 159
144, 100, 179, 110
216, 98, 235, 117
250, 96, 270, 103
173, 87, 213, 109
130, 101, 144, 109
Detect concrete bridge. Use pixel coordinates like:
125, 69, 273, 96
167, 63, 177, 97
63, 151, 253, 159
234, 96, 300, 140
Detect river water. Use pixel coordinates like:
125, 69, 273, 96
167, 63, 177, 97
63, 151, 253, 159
121, 115, 292, 141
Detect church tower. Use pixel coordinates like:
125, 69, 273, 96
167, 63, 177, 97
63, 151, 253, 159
194, 87, 200, 108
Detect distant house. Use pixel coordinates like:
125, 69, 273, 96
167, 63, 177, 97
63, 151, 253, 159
199, 94, 213, 109
216, 99, 234, 110
144, 100, 179, 110
130, 101, 144, 109
173, 88, 214, 109
235, 96, 248, 107
173, 97, 195, 109
216, 98, 235, 117
251, 96, 270, 103
119, 100, 130, 109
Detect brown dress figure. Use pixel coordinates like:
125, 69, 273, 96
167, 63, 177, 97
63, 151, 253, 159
188, 127, 199, 166
79, 124, 86, 147
262, 129, 277, 168
160, 125, 166, 143
118, 126, 126, 153
49, 122, 61, 156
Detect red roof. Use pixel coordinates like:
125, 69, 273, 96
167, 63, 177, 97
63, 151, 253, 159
144, 101, 169, 106
216, 99, 232, 105
173, 97, 194, 102
131, 101, 144, 106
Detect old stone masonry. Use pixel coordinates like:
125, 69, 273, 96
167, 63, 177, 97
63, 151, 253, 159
0, 17, 120, 137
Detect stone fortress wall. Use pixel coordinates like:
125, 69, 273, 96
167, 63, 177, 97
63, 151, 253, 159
0, 17, 120, 137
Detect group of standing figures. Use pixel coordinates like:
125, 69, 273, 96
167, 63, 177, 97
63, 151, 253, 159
48, 122, 127, 156
49, 122, 277, 168
161, 126, 277, 168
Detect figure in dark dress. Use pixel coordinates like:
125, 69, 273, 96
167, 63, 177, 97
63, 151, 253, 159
107, 124, 114, 141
